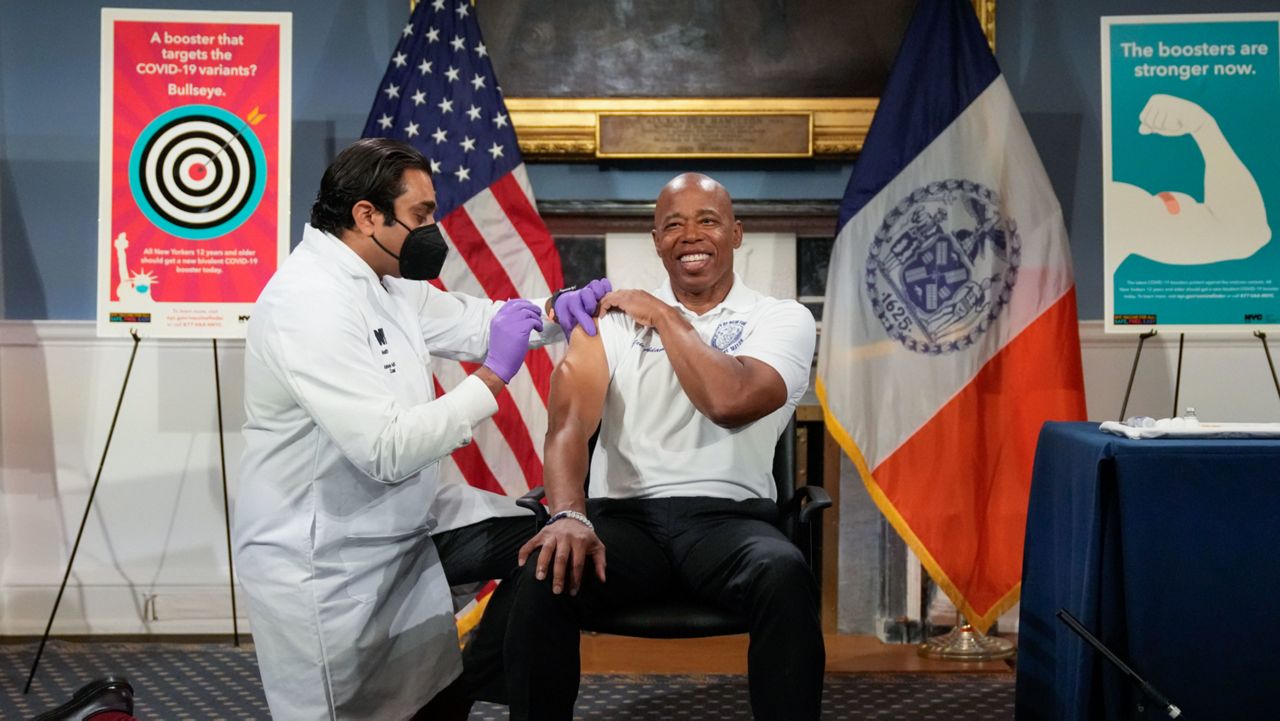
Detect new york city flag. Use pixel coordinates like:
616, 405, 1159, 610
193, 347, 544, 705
816, 0, 1087, 631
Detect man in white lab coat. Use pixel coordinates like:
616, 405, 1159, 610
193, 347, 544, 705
233, 138, 608, 720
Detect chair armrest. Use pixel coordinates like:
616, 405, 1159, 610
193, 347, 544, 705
516, 486, 550, 525
782, 485, 832, 525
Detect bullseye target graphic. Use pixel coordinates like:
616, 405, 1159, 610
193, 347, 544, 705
128, 104, 267, 240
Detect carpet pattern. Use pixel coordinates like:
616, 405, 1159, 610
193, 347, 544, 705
1, 641, 1013, 720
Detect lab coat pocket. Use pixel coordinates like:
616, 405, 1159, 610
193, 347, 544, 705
339, 521, 438, 605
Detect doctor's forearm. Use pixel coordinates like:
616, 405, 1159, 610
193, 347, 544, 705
339, 376, 498, 484
472, 366, 507, 397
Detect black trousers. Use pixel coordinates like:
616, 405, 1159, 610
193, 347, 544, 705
505, 497, 825, 721
431, 515, 537, 705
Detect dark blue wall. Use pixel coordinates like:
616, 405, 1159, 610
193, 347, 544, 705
2, 1, 1274, 320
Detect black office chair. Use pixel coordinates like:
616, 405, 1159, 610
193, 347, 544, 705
516, 417, 831, 638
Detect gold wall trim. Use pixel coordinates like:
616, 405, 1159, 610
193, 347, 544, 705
506, 98, 873, 160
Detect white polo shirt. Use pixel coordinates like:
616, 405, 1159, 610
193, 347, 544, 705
588, 274, 816, 501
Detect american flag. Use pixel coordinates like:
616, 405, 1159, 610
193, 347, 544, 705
362, 0, 563, 498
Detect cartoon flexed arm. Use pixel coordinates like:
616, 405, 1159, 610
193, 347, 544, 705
1108, 94, 1270, 270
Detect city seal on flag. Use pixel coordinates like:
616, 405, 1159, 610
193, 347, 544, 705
866, 179, 1021, 355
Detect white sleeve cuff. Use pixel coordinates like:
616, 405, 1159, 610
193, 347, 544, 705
444, 374, 500, 429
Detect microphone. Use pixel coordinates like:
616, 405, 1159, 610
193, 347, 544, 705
1056, 609, 1182, 719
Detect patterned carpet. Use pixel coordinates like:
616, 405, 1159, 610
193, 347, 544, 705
1, 641, 1013, 720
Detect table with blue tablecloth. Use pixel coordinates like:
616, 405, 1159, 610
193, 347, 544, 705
1016, 421, 1280, 721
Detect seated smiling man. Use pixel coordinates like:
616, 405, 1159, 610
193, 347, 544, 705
505, 173, 823, 721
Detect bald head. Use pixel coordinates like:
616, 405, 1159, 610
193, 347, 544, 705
656, 173, 735, 226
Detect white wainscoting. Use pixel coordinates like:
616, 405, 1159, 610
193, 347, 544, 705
2, 319, 1277, 635
0, 321, 248, 635
1078, 321, 1280, 423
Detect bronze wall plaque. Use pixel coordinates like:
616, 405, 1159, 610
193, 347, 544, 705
597, 113, 812, 158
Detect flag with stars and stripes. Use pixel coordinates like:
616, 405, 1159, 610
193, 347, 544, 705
362, 0, 564, 504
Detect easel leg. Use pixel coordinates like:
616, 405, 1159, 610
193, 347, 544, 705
213, 339, 240, 647
1118, 330, 1158, 422
1253, 331, 1280, 404
25, 330, 143, 694
1172, 333, 1186, 419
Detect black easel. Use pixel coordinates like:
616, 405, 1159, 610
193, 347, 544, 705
1117, 329, 1280, 422
1171, 333, 1185, 419
212, 338, 241, 648
1253, 331, 1280, 402
25, 334, 239, 694
1117, 330, 1158, 421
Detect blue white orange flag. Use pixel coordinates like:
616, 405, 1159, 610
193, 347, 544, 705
816, 0, 1087, 631
362, 0, 563, 503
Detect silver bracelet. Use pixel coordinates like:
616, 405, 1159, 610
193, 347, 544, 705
545, 509, 594, 532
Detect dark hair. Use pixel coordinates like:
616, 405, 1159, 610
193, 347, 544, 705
309, 138, 432, 236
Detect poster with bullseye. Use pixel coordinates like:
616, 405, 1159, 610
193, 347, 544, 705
97, 9, 291, 338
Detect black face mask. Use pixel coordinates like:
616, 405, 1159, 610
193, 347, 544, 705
371, 217, 449, 280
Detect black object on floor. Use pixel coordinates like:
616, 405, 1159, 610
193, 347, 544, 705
2, 641, 1013, 720
31, 676, 134, 721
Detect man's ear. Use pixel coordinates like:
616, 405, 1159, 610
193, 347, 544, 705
652, 229, 661, 255
351, 200, 378, 236
731, 220, 744, 250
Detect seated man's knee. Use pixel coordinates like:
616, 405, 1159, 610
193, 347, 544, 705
744, 539, 814, 593
512, 550, 577, 606
513, 553, 547, 588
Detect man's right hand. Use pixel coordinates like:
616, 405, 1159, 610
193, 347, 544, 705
482, 299, 543, 383
598, 289, 674, 329
518, 517, 606, 596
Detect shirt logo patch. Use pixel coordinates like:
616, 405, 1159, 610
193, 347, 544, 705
711, 319, 747, 352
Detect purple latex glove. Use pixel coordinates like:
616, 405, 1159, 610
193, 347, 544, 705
554, 278, 612, 337
483, 299, 544, 383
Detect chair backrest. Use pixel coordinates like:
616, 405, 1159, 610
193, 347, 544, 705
772, 415, 797, 541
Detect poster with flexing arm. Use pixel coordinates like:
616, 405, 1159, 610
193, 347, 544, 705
1103, 13, 1279, 333
97, 9, 291, 338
